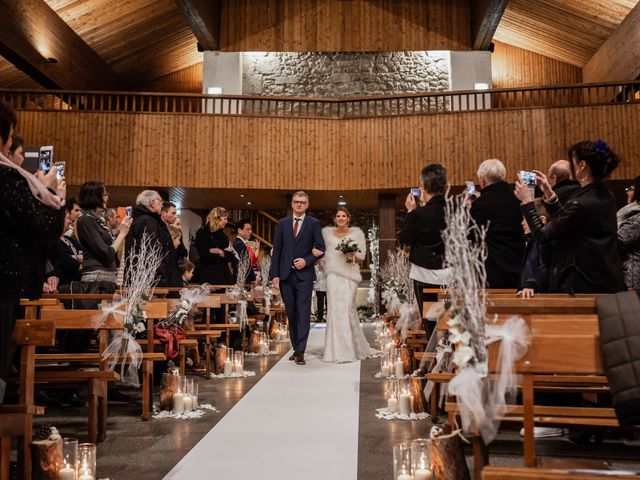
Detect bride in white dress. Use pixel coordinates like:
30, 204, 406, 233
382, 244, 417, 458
319, 207, 376, 363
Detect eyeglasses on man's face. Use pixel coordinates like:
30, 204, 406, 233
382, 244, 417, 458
292, 200, 308, 205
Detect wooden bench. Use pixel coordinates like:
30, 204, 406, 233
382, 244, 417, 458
482, 466, 640, 479
1, 320, 55, 480
19, 298, 61, 319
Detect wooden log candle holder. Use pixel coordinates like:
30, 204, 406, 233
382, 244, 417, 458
214, 345, 227, 374
429, 425, 471, 480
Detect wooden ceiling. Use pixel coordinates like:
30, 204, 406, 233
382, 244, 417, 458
0, 0, 638, 89
493, 0, 639, 67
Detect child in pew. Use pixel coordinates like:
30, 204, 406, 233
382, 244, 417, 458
176, 258, 202, 368
179, 257, 195, 288
517, 199, 551, 299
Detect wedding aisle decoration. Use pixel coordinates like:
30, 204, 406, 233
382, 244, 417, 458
433, 194, 530, 444
375, 377, 430, 421
367, 224, 380, 320
227, 252, 252, 330
209, 348, 256, 378
245, 332, 278, 356
100, 233, 163, 387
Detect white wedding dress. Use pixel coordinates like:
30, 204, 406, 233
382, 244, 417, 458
321, 226, 376, 363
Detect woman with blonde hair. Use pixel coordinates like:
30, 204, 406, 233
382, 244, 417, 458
194, 207, 235, 285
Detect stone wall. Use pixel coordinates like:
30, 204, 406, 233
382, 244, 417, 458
242, 52, 450, 98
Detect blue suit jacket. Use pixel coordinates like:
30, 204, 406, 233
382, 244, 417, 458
270, 215, 325, 282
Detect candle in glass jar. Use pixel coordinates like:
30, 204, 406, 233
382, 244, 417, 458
234, 361, 242, 373
394, 359, 404, 378
414, 468, 433, 480
387, 396, 398, 412
397, 473, 413, 480
183, 394, 193, 412
259, 342, 269, 355
173, 393, 185, 414
381, 362, 390, 377
57, 463, 76, 480
78, 473, 95, 480
223, 360, 233, 376
399, 393, 412, 416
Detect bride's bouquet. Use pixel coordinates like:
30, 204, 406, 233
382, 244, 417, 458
335, 237, 361, 263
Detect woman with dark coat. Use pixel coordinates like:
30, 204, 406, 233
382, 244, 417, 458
0, 102, 66, 403
514, 140, 625, 294
195, 207, 236, 285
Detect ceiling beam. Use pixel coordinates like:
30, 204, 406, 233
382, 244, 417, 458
0, 0, 120, 90
470, 0, 508, 50
174, 0, 221, 51
583, 2, 640, 83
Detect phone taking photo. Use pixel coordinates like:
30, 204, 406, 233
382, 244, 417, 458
38, 145, 54, 173
465, 180, 476, 196
519, 170, 537, 186
125, 206, 133, 217
55, 161, 65, 181
410, 187, 421, 199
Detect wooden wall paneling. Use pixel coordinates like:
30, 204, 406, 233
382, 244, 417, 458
14, 103, 640, 192
135, 63, 203, 94
583, 2, 640, 83
492, 41, 583, 89
219, 0, 472, 52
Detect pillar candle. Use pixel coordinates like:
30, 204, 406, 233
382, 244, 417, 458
223, 360, 233, 376
233, 361, 242, 373
394, 359, 404, 378
387, 397, 398, 413
259, 343, 269, 355
275, 331, 282, 341
397, 474, 413, 480
381, 363, 390, 377
191, 394, 198, 409
57, 464, 76, 480
414, 468, 433, 480
399, 394, 411, 416
183, 395, 193, 412
173, 393, 185, 414
78, 474, 95, 480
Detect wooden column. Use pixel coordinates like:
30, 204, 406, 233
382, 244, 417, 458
378, 193, 396, 267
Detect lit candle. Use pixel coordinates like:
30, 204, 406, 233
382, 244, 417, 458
223, 360, 233, 376
381, 362, 390, 377
387, 396, 398, 413
414, 468, 433, 480
57, 463, 76, 480
78, 473, 95, 480
183, 395, 193, 412
399, 393, 411, 416
395, 359, 404, 378
173, 393, 185, 414
191, 394, 198, 409
397, 473, 413, 480
275, 331, 282, 341
233, 361, 242, 373
260, 342, 269, 355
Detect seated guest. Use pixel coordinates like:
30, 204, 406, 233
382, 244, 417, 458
125, 190, 182, 287
398, 163, 450, 321
515, 140, 624, 293
470, 159, 524, 288
547, 159, 580, 205
0, 102, 66, 403
232, 219, 257, 283
617, 176, 640, 225
178, 258, 195, 287
517, 200, 551, 298
76, 181, 130, 287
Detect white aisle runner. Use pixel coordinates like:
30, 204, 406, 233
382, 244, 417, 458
164, 324, 361, 480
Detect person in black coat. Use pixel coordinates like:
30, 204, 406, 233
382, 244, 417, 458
515, 140, 625, 294
547, 159, 580, 205
125, 190, 182, 288
49, 211, 83, 287
470, 159, 524, 288
0, 102, 66, 403
232, 218, 257, 284
398, 164, 449, 316
194, 207, 236, 286
518, 201, 551, 298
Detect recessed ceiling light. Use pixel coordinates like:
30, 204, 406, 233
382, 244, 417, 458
240, 194, 245, 198
247, 201, 252, 205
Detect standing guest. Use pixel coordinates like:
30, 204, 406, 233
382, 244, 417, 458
50, 210, 83, 287
125, 191, 181, 287
313, 263, 327, 322
7, 132, 24, 167
517, 200, 551, 298
76, 182, 131, 287
547, 159, 580, 205
232, 219, 257, 283
173, 217, 189, 260
0, 102, 66, 404
515, 140, 624, 293
195, 207, 236, 285
161, 201, 177, 227
398, 163, 451, 326
470, 159, 524, 288
105, 208, 120, 239
65, 197, 81, 236
617, 176, 640, 225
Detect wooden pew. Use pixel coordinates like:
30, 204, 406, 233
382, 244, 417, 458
1, 320, 56, 480
19, 298, 61, 319
482, 466, 640, 479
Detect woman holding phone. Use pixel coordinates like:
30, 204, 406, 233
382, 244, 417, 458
75, 181, 131, 287
0, 102, 66, 404
514, 140, 624, 293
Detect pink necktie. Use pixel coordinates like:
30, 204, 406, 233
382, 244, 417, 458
293, 218, 300, 237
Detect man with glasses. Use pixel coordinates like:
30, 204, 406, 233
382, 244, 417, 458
270, 191, 325, 365
125, 190, 182, 287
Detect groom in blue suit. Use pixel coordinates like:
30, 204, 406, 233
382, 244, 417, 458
270, 191, 325, 365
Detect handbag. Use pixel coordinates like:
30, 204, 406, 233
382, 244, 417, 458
154, 323, 187, 360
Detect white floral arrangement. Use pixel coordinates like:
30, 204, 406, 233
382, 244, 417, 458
367, 224, 380, 317
164, 284, 211, 327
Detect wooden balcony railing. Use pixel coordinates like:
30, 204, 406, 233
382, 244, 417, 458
2, 81, 639, 119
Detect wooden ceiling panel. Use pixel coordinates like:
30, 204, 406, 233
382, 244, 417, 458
43, 0, 202, 86
0, 57, 41, 89
494, 0, 639, 67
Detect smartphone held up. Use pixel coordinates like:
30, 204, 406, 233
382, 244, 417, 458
465, 180, 476, 196
519, 170, 537, 187
55, 161, 65, 181
38, 145, 54, 173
